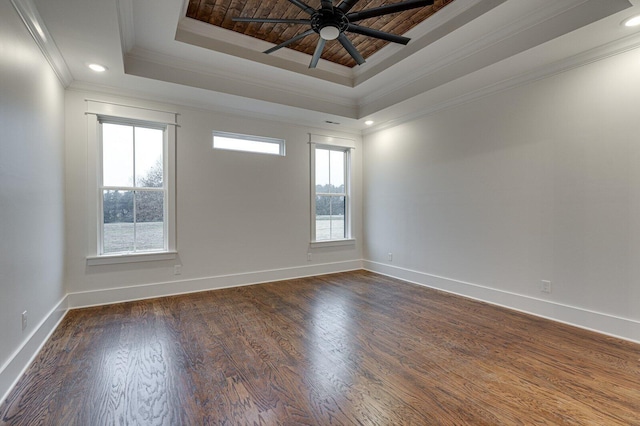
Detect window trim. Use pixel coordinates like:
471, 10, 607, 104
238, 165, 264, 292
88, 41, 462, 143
310, 134, 355, 244
85, 100, 177, 265
213, 130, 285, 156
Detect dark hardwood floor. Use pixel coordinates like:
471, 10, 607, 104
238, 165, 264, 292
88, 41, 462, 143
1, 270, 639, 425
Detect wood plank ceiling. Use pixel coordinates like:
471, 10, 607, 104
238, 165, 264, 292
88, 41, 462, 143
186, 0, 455, 67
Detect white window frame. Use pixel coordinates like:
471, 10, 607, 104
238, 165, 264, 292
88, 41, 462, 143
213, 130, 285, 156
85, 100, 177, 265
309, 134, 356, 247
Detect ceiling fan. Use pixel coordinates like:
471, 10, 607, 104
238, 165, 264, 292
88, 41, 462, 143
233, 0, 435, 68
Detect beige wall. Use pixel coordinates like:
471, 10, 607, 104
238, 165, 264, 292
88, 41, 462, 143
363, 46, 640, 341
0, 0, 66, 396
64, 90, 363, 305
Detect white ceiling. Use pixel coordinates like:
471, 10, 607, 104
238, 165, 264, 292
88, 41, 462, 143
26, 0, 640, 132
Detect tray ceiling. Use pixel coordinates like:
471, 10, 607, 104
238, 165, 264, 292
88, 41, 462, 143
186, 0, 454, 67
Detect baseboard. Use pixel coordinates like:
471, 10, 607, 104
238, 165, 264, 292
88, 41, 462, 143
0, 295, 69, 404
68, 260, 364, 309
363, 261, 640, 344
5, 259, 636, 405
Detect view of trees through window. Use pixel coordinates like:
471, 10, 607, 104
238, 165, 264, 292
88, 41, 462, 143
315, 148, 347, 240
101, 123, 165, 254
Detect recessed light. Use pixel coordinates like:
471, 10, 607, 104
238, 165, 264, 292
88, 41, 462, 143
623, 15, 640, 27
365, 120, 374, 126
88, 63, 107, 72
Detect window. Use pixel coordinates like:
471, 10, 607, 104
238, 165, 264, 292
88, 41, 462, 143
86, 100, 177, 264
213, 131, 285, 156
100, 121, 166, 254
310, 134, 354, 245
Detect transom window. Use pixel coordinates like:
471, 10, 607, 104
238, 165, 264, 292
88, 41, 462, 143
213, 131, 285, 156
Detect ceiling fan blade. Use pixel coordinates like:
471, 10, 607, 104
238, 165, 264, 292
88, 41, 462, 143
347, 0, 434, 22
264, 29, 315, 54
337, 0, 360, 13
232, 18, 311, 24
347, 24, 410, 45
321, 0, 333, 10
309, 38, 327, 68
337, 34, 365, 65
287, 0, 316, 15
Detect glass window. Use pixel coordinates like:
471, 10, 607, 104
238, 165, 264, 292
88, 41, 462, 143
100, 121, 167, 254
312, 146, 350, 241
213, 131, 285, 156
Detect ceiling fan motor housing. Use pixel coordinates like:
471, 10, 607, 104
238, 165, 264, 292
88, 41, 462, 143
311, 9, 349, 40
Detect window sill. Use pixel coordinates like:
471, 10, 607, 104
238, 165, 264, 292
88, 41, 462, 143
86, 251, 177, 266
310, 238, 356, 248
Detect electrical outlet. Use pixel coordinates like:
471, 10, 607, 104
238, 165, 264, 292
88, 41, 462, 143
22, 311, 27, 331
541, 280, 552, 294
307, 253, 312, 261
174, 265, 182, 275
388, 252, 393, 262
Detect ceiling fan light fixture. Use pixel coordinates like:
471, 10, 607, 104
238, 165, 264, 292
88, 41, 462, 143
320, 25, 340, 40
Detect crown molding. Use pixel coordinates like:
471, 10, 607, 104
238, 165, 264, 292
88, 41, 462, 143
354, 0, 510, 85
10, 0, 73, 87
354, 0, 487, 73
124, 47, 359, 116
116, 0, 135, 54
366, 29, 640, 135
171, 0, 499, 87
67, 81, 363, 135
174, 17, 354, 86
358, 0, 627, 109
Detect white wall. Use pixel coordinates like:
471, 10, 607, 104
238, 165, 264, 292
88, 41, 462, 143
363, 46, 640, 342
0, 0, 66, 399
64, 90, 363, 306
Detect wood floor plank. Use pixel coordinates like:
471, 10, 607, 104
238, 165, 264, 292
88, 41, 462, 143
1, 270, 639, 425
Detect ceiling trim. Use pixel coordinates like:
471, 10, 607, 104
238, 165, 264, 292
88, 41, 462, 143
67, 82, 363, 136
365, 29, 640, 135
359, 0, 622, 106
357, 0, 633, 116
116, 0, 135, 54
175, 17, 354, 86
123, 46, 354, 106
173, 0, 500, 87
10, 0, 73, 87
354, 0, 509, 85
123, 0, 632, 120
353, 0, 484, 73
123, 48, 360, 118
68, 17, 640, 137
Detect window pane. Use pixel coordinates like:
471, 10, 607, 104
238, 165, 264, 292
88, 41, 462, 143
330, 196, 346, 240
135, 127, 163, 188
315, 148, 329, 192
136, 190, 164, 251
316, 195, 330, 216
315, 195, 345, 241
329, 150, 345, 193
213, 134, 282, 155
316, 195, 330, 241
103, 190, 134, 253
103, 123, 133, 187
316, 219, 329, 240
